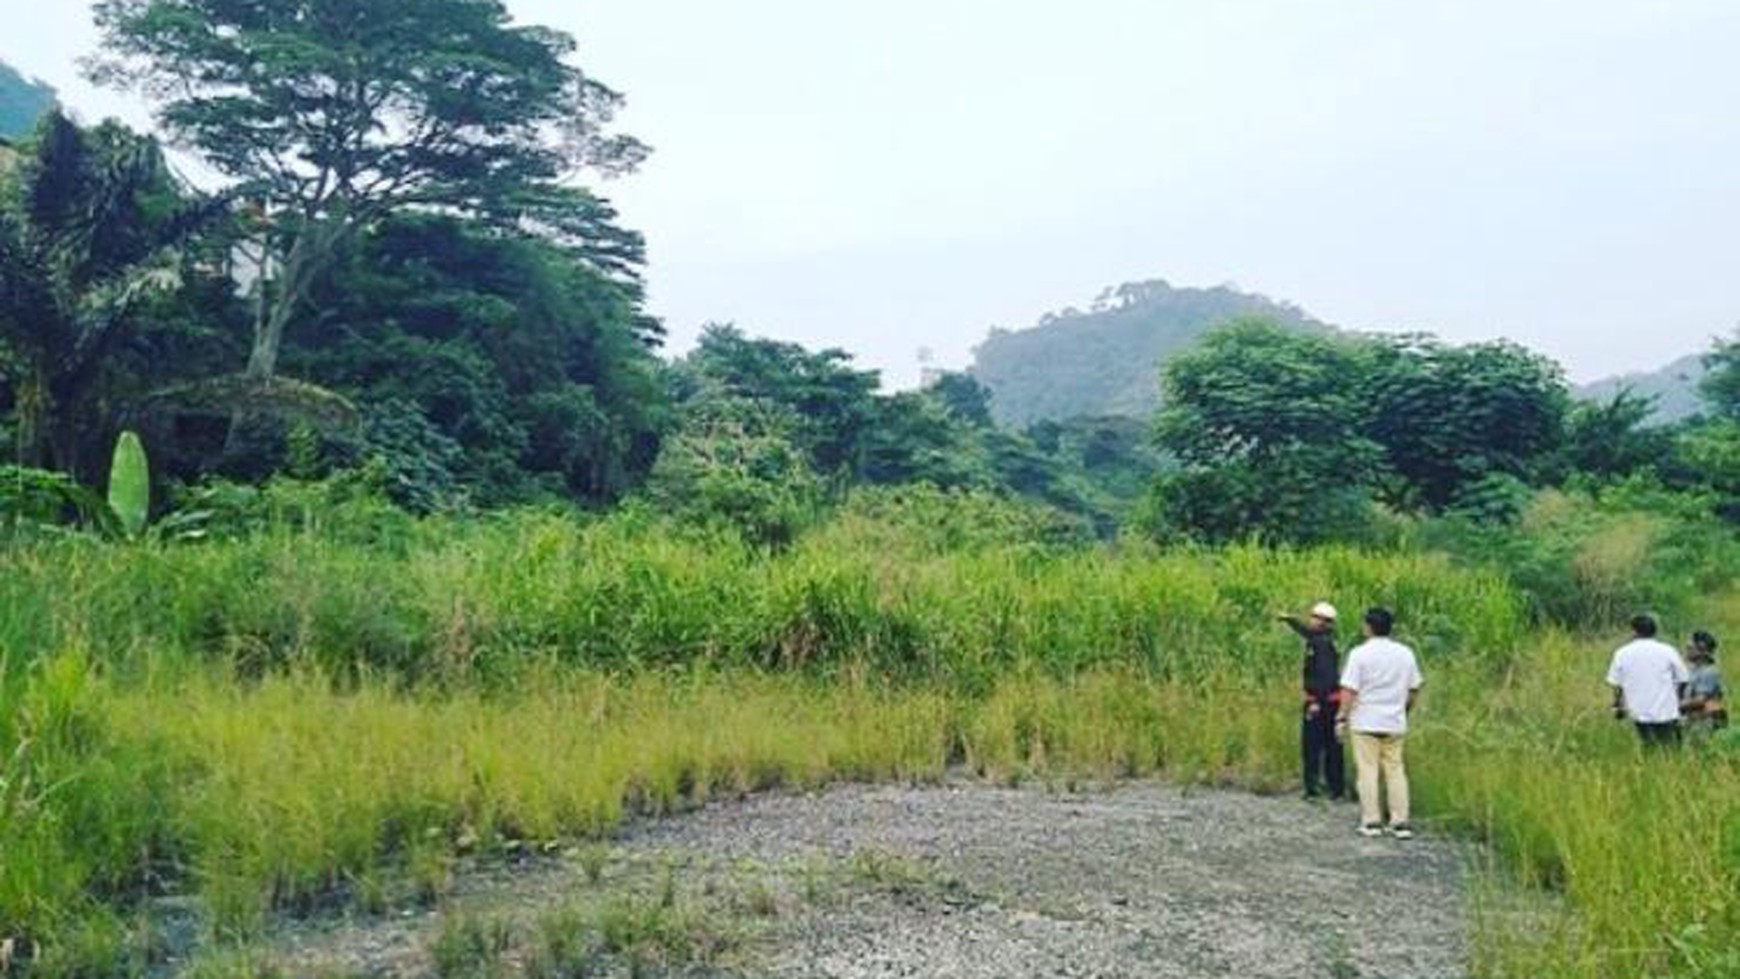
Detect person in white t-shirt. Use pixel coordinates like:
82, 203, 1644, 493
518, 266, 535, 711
1607, 614, 1690, 748
1335, 607, 1424, 840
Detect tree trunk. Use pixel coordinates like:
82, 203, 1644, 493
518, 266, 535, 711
245, 224, 325, 381
226, 220, 345, 458
14, 361, 50, 470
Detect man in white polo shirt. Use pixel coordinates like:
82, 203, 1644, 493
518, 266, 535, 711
1335, 607, 1424, 840
1607, 614, 1690, 747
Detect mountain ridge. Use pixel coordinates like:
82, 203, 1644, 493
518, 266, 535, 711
1574, 353, 1708, 424
968, 279, 1324, 427
0, 60, 56, 140
970, 276, 1714, 428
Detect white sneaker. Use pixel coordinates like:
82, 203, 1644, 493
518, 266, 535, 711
1389, 823, 1415, 840
1358, 823, 1384, 838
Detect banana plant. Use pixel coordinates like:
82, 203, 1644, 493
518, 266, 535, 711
1, 431, 154, 539
107, 430, 150, 538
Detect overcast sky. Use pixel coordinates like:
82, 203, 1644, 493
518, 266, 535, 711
6, 0, 1738, 388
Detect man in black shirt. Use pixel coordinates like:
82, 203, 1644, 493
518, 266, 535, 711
1280, 602, 1346, 800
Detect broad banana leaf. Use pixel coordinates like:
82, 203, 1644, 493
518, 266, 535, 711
108, 430, 149, 538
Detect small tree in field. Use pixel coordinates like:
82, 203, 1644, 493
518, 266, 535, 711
1150, 319, 1385, 542
89, 0, 649, 383
1702, 331, 1740, 423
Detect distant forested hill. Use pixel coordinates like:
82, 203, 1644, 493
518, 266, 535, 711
968, 279, 1325, 427
1576, 353, 1708, 425
0, 60, 56, 139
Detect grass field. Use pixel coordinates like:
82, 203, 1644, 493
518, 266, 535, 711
1, 505, 1735, 977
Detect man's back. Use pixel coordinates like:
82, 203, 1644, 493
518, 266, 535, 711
1608, 639, 1689, 723
1341, 638, 1423, 734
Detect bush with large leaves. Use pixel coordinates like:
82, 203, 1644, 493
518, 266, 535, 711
0, 110, 221, 477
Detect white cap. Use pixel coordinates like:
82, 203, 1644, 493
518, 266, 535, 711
1311, 602, 1339, 622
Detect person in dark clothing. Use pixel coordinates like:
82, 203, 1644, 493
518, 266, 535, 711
1682, 631, 1727, 737
1280, 602, 1346, 800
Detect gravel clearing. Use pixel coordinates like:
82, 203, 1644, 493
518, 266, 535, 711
263, 780, 1469, 978
627, 782, 1467, 979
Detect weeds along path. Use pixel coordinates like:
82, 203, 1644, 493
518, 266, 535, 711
268, 781, 1467, 978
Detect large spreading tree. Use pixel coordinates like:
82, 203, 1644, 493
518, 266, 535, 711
89, 0, 650, 386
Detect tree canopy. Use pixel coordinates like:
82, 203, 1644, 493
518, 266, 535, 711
0, 5, 1733, 548
0, 110, 220, 476
90, 0, 649, 381
1146, 320, 1571, 542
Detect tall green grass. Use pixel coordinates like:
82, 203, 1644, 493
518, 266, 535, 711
0, 501, 1732, 977
0, 507, 1527, 685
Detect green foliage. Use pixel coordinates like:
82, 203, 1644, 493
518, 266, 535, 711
1670, 420, 1740, 521
669, 326, 1118, 532
1443, 472, 1533, 525
0, 501, 1733, 977
1423, 483, 1740, 626
1361, 335, 1568, 509
1577, 352, 1708, 426
292, 216, 664, 507
1139, 455, 1389, 547
645, 397, 822, 549
91, 0, 649, 384
679, 325, 879, 476
0, 62, 55, 141
1559, 388, 1677, 484
0, 466, 113, 535
970, 278, 1325, 426
831, 485, 1093, 552
1150, 320, 1572, 542
1025, 416, 1169, 528
859, 391, 987, 489
161, 470, 413, 546
927, 372, 995, 427
0, 110, 218, 476
1700, 330, 1740, 422
0, 504, 1524, 686
432, 915, 515, 979
106, 430, 149, 537
1150, 320, 1385, 543
1159, 319, 1376, 466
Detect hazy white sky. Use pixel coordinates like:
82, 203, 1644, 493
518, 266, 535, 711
6, 0, 1738, 387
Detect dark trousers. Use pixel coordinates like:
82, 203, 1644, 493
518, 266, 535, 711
1635, 721, 1683, 748
1302, 697, 1346, 797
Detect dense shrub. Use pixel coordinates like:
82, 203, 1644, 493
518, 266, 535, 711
1422, 482, 1740, 628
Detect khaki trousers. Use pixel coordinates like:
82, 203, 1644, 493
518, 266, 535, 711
1351, 731, 1409, 827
